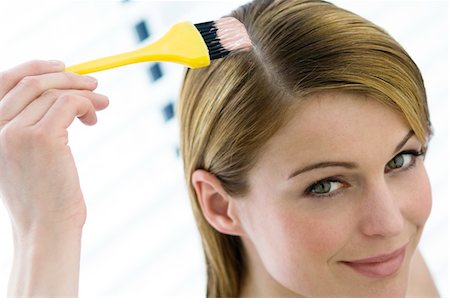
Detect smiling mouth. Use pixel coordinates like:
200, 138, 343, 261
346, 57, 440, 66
340, 244, 408, 278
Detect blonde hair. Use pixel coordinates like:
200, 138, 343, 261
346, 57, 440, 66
177, 0, 431, 296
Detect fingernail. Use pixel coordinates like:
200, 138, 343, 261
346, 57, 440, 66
85, 76, 98, 84
48, 60, 65, 68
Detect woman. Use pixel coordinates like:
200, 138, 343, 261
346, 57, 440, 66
0, 0, 439, 297
178, 0, 439, 297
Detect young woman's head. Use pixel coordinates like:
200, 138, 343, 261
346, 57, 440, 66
178, 0, 432, 297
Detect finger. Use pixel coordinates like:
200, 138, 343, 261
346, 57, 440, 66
0, 60, 65, 99
12, 90, 109, 127
91, 93, 109, 111
38, 94, 98, 134
0, 72, 98, 125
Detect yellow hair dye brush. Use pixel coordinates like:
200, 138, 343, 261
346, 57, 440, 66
66, 17, 252, 74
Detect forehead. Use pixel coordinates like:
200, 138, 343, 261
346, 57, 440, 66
251, 92, 411, 177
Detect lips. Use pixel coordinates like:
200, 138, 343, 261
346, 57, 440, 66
341, 244, 408, 278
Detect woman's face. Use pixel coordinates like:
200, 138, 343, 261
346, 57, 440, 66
236, 92, 431, 297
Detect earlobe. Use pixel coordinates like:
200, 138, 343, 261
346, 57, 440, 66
191, 169, 243, 236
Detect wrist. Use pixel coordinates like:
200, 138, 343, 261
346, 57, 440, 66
11, 196, 87, 240
10, 223, 83, 296
13, 218, 84, 245
13, 221, 84, 258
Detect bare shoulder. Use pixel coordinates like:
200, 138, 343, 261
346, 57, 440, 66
406, 250, 440, 297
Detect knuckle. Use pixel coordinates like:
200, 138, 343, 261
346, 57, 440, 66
30, 126, 49, 143
29, 125, 55, 149
41, 88, 60, 99
63, 71, 75, 80
0, 103, 9, 121
79, 90, 95, 99
0, 125, 25, 155
0, 127, 61, 163
17, 76, 42, 92
0, 71, 10, 88
58, 93, 75, 104
61, 71, 78, 85
0, 125, 52, 155
27, 59, 47, 72
0, 124, 19, 144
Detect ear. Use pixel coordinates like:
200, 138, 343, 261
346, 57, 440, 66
191, 169, 244, 236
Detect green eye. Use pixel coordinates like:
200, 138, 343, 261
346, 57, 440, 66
311, 181, 332, 194
305, 179, 346, 198
386, 150, 423, 172
387, 154, 405, 169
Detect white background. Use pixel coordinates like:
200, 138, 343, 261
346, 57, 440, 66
0, 0, 448, 297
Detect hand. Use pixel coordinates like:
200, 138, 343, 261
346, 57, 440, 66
0, 60, 109, 236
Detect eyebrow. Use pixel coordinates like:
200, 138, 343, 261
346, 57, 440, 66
287, 161, 357, 179
392, 129, 415, 155
287, 129, 415, 180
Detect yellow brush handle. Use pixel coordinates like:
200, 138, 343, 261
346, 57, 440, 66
65, 22, 210, 74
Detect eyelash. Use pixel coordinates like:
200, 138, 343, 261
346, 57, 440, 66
303, 149, 424, 199
384, 149, 424, 173
304, 177, 348, 199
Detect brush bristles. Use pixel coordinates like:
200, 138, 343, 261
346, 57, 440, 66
194, 17, 252, 60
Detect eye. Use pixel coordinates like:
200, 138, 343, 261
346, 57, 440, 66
385, 150, 423, 173
305, 178, 347, 198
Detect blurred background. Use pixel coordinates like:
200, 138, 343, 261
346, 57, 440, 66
0, 0, 448, 297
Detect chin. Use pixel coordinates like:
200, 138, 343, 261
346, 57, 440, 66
331, 280, 408, 298
369, 286, 408, 298
356, 266, 410, 298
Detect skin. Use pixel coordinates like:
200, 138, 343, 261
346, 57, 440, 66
193, 92, 436, 297
0, 62, 437, 296
0, 60, 108, 296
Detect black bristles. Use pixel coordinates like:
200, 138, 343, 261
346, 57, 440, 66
199, 31, 218, 42
206, 42, 223, 52
194, 21, 214, 30
210, 50, 230, 60
194, 20, 229, 61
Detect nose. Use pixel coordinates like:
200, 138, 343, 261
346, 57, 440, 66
358, 179, 404, 238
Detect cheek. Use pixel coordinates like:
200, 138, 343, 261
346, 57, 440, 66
277, 211, 345, 259
247, 203, 349, 293
402, 166, 432, 227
